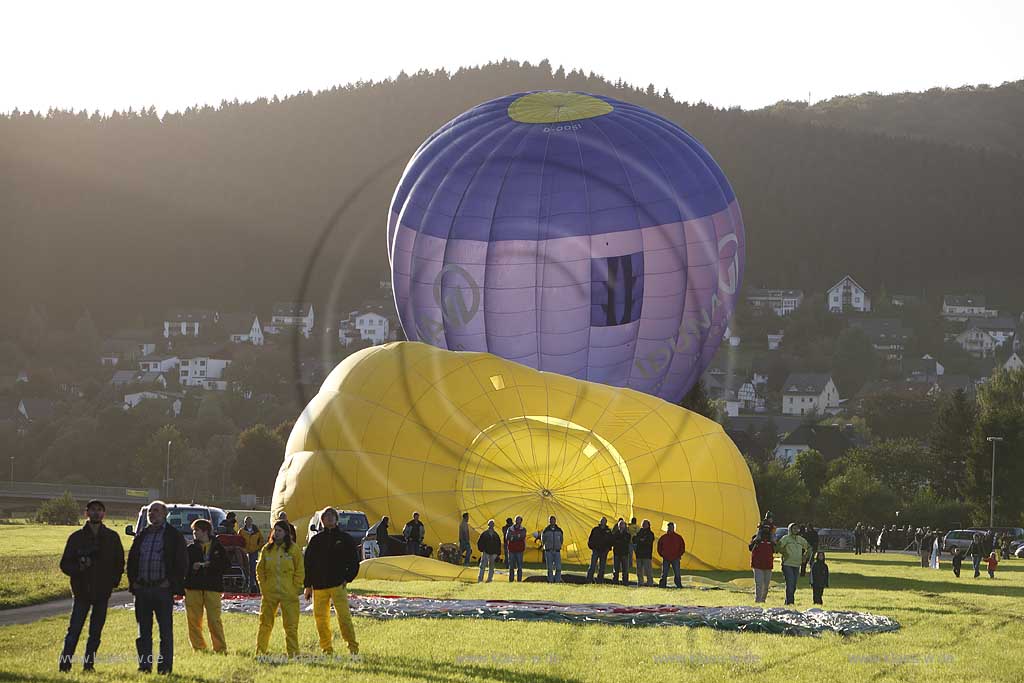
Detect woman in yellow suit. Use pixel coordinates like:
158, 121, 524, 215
255, 521, 304, 657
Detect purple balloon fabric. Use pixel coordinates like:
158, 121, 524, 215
388, 91, 745, 403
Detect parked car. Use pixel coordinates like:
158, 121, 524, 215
126, 503, 227, 543
943, 529, 982, 554
816, 528, 856, 551
307, 508, 370, 557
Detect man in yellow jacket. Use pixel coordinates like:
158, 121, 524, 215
255, 521, 304, 657
238, 516, 264, 594
303, 507, 360, 657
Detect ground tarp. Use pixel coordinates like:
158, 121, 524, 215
201, 595, 898, 636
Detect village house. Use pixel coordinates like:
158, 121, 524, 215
178, 347, 233, 390
826, 276, 871, 313
220, 313, 264, 346
138, 353, 179, 374
782, 373, 840, 416
848, 318, 911, 362
123, 391, 182, 417
267, 302, 315, 338
942, 294, 997, 322
746, 288, 804, 317
774, 424, 857, 464
163, 309, 220, 338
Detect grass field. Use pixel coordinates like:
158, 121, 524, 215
0, 519, 133, 609
0, 551, 1021, 682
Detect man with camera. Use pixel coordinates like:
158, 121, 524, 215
58, 499, 125, 673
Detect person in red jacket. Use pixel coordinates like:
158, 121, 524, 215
657, 522, 685, 588
749, 524, 775, 603
987, 551, 999, 579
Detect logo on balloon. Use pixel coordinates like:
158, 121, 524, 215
415, 265, 482, 349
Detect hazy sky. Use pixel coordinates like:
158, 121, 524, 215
5, 1, 1022, 114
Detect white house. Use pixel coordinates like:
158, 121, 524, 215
964, 317, 1016, 348
178, 348, 233, 390
268, 302, 315, 338
163, 309, 219, 338
339, 309, 396, 347
124, 391, 182, 417
221, 313, 264, 346
782, 373, 840, 416
942, 295, 996, 322
767, 332, 784, 351
827, 276, 871, 313
955, 327, 996, 358
746, 288, 804, 317
1003, 353, 1024, 372
138, 354, 179, 374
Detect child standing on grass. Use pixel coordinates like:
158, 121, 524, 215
951, 548, 963, 578
987, 552, 998, 579
810, 551, 829, 605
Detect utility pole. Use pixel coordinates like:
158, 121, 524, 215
165, 440, 173, 500
986, 436, 1003, 528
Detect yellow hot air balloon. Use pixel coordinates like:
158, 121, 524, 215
273, 342, 759, 570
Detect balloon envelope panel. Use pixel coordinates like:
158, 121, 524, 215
389, 92, 744, 404
273, 342, 759, 570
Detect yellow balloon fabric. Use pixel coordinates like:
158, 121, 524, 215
358, 555, 481, 583
273, 342, 759, 570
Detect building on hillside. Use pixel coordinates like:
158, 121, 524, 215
163, 309, 219, 338
955, 326, 996, 358
267, 303, 315, 338
964, 316, 1016, 348
774, 424, 857, 464
100, 337, 157, 366
826, 275, 871, 314
138, 353, 179, 374
745, 288, 804, 317
942, 295, 996, 321
782, 373, 840, 416
767, 331, 784, 351
904, 356, 944, 384
338, 308, 398, 347
110, 370, 167, 389
1004, 352, 1024, 372
890, 294, 921, 308
17, 398, 55, 424
178, 347, 233, 390
123, 391, 182, 417
221, 313, 264, 346
848, 318, 911, 362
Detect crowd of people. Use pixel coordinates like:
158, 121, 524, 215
58, 500, 362, 673
57, 499, 1015, 673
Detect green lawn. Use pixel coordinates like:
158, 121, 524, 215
1, 552, 1021, 682
0, 519, 133, 608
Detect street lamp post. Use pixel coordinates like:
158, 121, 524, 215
165, 440, 173, 500
9, 456, 13, 483
986, 436, 1003, 528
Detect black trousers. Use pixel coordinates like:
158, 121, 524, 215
812, 586, 824, 605
60, 593, 110, 669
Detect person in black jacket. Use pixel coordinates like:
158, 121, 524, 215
801, 524, 819, 576
611, 519, 632, 586
58, 500, 125, 673
476, 519, 502, 583
126, 501, 188, 675
184, 519, 229, 653
966, 533, 985, 578
633, 520, 656, 587
403, 512, 425, 556
303, 507, 360, 656
810, 551, 829, 605
586, 517, 613, 584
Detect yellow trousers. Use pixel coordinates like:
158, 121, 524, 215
256, 592, 300, 656
312, 585, 358, 655
184, 589, 226, 653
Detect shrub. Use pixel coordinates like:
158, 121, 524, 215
34, 491, 80, 525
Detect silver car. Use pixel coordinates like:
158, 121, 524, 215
943, 529, 982, 554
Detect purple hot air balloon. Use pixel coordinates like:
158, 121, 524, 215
388, 91, 744, 403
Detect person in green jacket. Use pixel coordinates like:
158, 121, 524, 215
777, 523, 810, 605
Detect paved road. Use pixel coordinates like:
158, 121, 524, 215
0, 591, 132, 627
